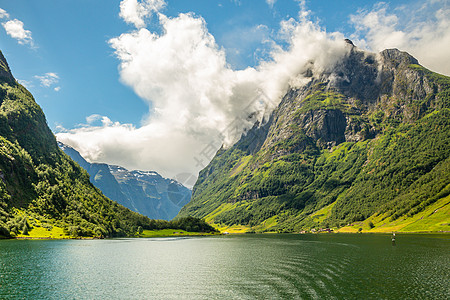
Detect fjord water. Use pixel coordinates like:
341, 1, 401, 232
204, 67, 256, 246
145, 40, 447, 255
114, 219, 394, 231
0, 234, 448, 299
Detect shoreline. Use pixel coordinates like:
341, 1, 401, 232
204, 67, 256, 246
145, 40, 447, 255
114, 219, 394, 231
2, 231, 221, 240
3, 230, 449, 240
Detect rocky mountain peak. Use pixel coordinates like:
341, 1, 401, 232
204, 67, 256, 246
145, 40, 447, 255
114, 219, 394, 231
344, 38, 355, 46
233, 46, 440, 161
179, 45, 450, 234
310, 47, 424, 104
379, 48, 419, 69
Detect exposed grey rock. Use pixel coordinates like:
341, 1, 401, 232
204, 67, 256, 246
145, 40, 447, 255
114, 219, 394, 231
302, 109, 347, 147
224, 47, 441, 161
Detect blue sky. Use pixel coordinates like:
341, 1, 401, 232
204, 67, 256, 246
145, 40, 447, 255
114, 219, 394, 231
0, 1, 145, 129
0, 0, 448, 182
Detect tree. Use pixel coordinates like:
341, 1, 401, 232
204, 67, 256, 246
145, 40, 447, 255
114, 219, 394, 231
22, 223, 29, 235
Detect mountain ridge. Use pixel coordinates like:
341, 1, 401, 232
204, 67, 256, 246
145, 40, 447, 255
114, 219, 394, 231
58, 142, 191, 220
178, 46, 450, 233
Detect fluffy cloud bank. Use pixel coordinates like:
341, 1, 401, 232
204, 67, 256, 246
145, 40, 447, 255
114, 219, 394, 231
350, 1, 450, 76
57, 3, 348, 181
57, 0, 449, 183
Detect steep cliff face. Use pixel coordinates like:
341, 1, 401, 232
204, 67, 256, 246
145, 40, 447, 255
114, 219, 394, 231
259, 47, 438, 154
0, 51, 152, 238
178, 47, 450, 233
59, 142, 191, 220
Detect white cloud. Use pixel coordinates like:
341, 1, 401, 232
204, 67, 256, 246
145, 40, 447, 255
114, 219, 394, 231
350, 1, 450, 75
2, 19, 33, 45
18, 79, 32, 88
56, 1, 450, 185
266, 0, 276, 8
35, 72, 59, 88
57, 10, 349, 180
85, 114, 103, 125
119, 0, 166, 28
54, 86, 61, 92
0, 8, 9, 19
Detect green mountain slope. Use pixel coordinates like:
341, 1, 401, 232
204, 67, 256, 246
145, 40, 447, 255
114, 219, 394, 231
178, 47, 450, 233
0, 51, 155, 238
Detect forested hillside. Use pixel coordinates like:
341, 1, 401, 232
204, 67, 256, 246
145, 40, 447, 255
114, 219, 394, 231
0, 50, 210, 238
178, 46, 450, 233
0, 51, 161, 238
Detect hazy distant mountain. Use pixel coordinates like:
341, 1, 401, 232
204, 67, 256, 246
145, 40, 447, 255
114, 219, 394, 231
178, 44, 450, 233
59, 142, 191, 220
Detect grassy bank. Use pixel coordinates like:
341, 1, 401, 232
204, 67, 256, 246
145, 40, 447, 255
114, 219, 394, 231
5, 228, 221, 239
139, 229, 220, 238
207, 194, 449, 234
336, 194, 450, 233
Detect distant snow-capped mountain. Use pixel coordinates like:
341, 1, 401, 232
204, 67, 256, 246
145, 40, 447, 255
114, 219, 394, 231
58, 142, 191, 220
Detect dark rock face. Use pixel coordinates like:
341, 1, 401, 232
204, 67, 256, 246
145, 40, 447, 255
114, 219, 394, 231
381, 48, 419, 68
344, 39, 354, 46
235, 120, 271, 155
59, 142, 191, 220
301, 109, 347, 147
329, 49, 380, 102
378, 49, 431, 101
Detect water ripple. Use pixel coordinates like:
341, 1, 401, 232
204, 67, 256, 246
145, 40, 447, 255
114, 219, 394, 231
0, 234, 448, 299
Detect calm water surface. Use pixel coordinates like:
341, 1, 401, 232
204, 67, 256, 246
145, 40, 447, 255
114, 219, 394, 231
0, 234, 448, 299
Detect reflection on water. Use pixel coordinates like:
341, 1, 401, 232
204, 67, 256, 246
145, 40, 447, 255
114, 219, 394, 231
0, 234, 448, 299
